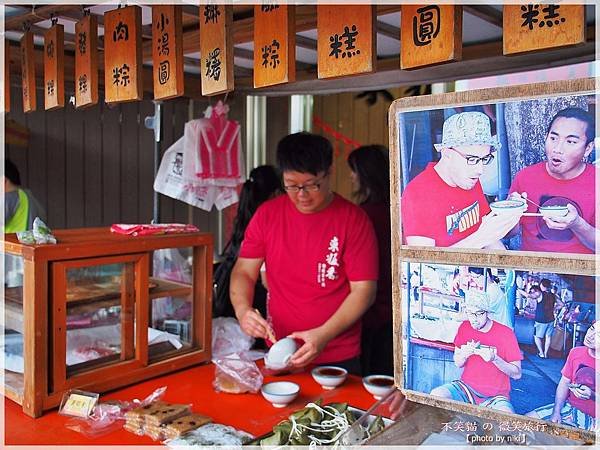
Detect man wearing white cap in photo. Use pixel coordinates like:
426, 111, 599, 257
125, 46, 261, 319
401, 112, 523, 248
430, 290, 523, 413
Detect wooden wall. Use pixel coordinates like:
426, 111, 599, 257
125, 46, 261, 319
313, 86, 428, 201
5, 84, 247, 240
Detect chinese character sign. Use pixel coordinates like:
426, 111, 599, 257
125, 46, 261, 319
44, 24, 65, 110
21, 31, 36, 112
75, 14, 98, 108
254, 4, 295, 88
401, 5, 462, 70
152, 5, 184, 100
200, 5, 233, 95
317, 5, 375, 79
503, 5, 585, 55
104, 5, 143, 103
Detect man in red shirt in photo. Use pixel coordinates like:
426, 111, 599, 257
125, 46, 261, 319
401, 111, 522, 249
430, 291, 523, 413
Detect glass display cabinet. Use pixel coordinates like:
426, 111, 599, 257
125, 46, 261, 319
3, 227, 213, 417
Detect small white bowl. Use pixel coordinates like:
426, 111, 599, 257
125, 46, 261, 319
311, 366, 348, 390
261, 381, 300, 408
264, 337, 297, 370
539, 205, 569, 218
363, 375, 395, 400
489, 200, 525, 214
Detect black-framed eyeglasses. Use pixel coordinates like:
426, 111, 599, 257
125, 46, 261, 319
466, 310, 487, 319
283, 175, 325, 193
448, 147, 495, 166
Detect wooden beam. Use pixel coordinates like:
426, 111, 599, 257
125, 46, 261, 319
58, 9, 104, 27
5, 5, 83, 31
296, 35, 317, 51
377, 20, 400, 41
463, 5, 503, 28
234, 47, 254, 60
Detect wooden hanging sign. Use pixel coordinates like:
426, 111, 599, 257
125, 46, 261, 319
200, 5, 234, 96
104, 5, 143, 103
401, 5, 462, 70
44, 23, 65, 110
253, 4, 296, 88
21, 31, 36, 113
75, 14, 99, 108
503, 5, 585, 55
152, 5, 184, 100
5, 42, 10, 113
317, 5, 375, 79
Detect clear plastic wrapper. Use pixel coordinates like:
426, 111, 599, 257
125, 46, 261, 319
212, 317, 254, 358
213, 353, 263, 394
165, 423, 253, 446
64, 386, 167, 438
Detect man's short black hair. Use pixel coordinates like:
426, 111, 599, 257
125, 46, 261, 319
5, 158, 21, 186
276, 132, 333, 175
547, 107, 595, 144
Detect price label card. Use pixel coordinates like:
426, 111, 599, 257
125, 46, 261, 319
59, 390, 99, 418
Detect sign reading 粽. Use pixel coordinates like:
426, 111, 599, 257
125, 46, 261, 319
503, 5, 585, 55
104, 5, 143, 103
253, 4, 295, 88
75, 14, 98, 108
317, 5, 375, 79
152, 5, 184, 100
401, 5, 462, 69
200, 5, 234, 96
21, 31, 36, 113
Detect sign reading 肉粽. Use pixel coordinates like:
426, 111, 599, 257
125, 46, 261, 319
317, 5, 375, 79
200, 5, 234, 96
104, 5, 143, 103
400, 5, 462, 70
503, 5, 585, 55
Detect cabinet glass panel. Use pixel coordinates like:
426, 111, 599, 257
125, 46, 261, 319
3, 253, 25, 396
149, 247, 194, 362
66, 262, 134, 373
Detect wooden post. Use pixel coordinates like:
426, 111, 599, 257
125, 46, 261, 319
253, 5, 296, 88
20, 31, 36, 113
400, 5, 462, 70
5, 42, 10, 113
317, 5, 375, 79
75, 14, 99, 108
200, 5, 234, 96
504, 5, 585, 55
104, 6, 143, 103
152, 5, 184, 100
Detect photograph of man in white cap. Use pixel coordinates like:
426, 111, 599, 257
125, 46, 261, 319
401, 111, 523, 248
430, 291, 523, 413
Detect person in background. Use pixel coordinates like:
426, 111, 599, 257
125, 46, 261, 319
347, 145, 393, 376
430, 291, 522, 413
533, 278, 557, 359
509, 107, 597, 254
230, 133, 378, 375
527, 321, 598, 431
4, 158, 45, 232
401, 112, 522, 249
484, 268, 513, 329
213, 165, 282, 318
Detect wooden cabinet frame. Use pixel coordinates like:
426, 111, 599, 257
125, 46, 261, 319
3, 228, 213, 417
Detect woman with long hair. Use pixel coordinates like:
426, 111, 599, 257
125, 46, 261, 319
347, 145, 393, 376
213, 165, 282, 318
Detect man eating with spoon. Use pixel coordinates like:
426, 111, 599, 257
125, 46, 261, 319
509, 107, 597, 254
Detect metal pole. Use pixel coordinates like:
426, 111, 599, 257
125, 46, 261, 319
145, 101, 162, 223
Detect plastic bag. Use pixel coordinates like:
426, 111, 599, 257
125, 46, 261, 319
213, 353, 263, 394
212, 317, 254, 358
65, 386, 167, 438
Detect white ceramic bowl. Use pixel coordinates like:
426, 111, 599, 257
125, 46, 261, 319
261, 381, 300, 408
264, 337, 297, 369
489, 200, 525, 214
362, 375, 395, 400
311, 366, 348, 390
539, 205, 569, 218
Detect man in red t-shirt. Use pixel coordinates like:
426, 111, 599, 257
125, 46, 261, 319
230, 133, 378, 374
527, 321, 598, 431
430, 291, 523, 413
401, 112, 522, 249
509, 107, 597, 254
